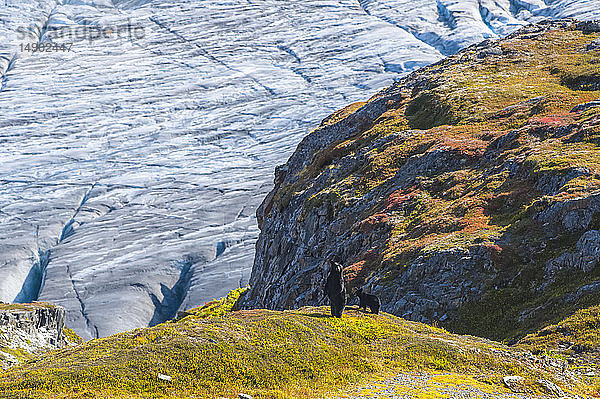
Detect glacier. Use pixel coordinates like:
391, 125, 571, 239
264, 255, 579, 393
0, 0, 598, 340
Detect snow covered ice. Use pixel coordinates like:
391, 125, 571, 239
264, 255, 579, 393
0, 0, 598, 340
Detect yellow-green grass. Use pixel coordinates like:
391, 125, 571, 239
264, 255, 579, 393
321, 102, 367, 127
518, 305, 600, 394
0, 290, 590, 398
0, 302, 58, 311
0, 347, 34, 369
62, 328, 84, 346
519, 305, 600, 357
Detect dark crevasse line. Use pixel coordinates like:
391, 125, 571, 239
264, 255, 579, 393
290, 67, 313, 84
216, 241, 227, 258
436, 0, 458, 30
10, 178, 195, 335
275, 45, 313, 83
55, 184, 99, 338
147, 255, 201, 326
13, 249, 50, 303
378, 54, 414, 74
36, 3, 60, 45
0, 54, 17, 94
356, 0, 450, 56
3, 183, 112, 312
478, 2, 498, 36
59, 183, 96, 242
277, 45, 301, 64
509, 0, 545, 16
65, 262, 98, 339
148, 16, 276, 96
14, 184, 98, 337
1, 0, 61, 94
1, 73, 9, 93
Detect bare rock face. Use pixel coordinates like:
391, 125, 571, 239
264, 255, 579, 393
0, 302, 70, 369
544, 229, 600, 282
243, 20, 600, 340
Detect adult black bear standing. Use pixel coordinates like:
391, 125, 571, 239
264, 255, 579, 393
324, 259, 346, 318
356, 288, 380, 314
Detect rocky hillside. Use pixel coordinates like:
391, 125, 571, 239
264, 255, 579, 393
519, 304, 600, 379
0, 290, 593, 398
242, 19, 600, 342
0, 302, 77, 369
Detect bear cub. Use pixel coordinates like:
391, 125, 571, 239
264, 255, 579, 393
356, 288, 380, 314
324, 259, 346, 318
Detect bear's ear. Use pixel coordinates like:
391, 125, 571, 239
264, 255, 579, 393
328, 259, 341, 269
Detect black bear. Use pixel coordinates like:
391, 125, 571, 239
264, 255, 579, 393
324, 259, 346, 318
356, 288, 380, 314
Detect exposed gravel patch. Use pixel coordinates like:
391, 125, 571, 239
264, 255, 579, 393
332, 372, 556, 399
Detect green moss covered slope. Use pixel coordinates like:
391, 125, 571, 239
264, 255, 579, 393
0, 290, 592, 398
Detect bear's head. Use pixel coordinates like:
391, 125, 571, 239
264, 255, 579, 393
328, 259, 343, 276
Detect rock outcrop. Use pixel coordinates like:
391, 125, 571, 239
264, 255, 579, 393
0, 302, 71, 369
243, 19, 600, 340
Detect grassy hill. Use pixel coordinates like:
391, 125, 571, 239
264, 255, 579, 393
0, 290, 594, 399
519, 304, 600, 385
